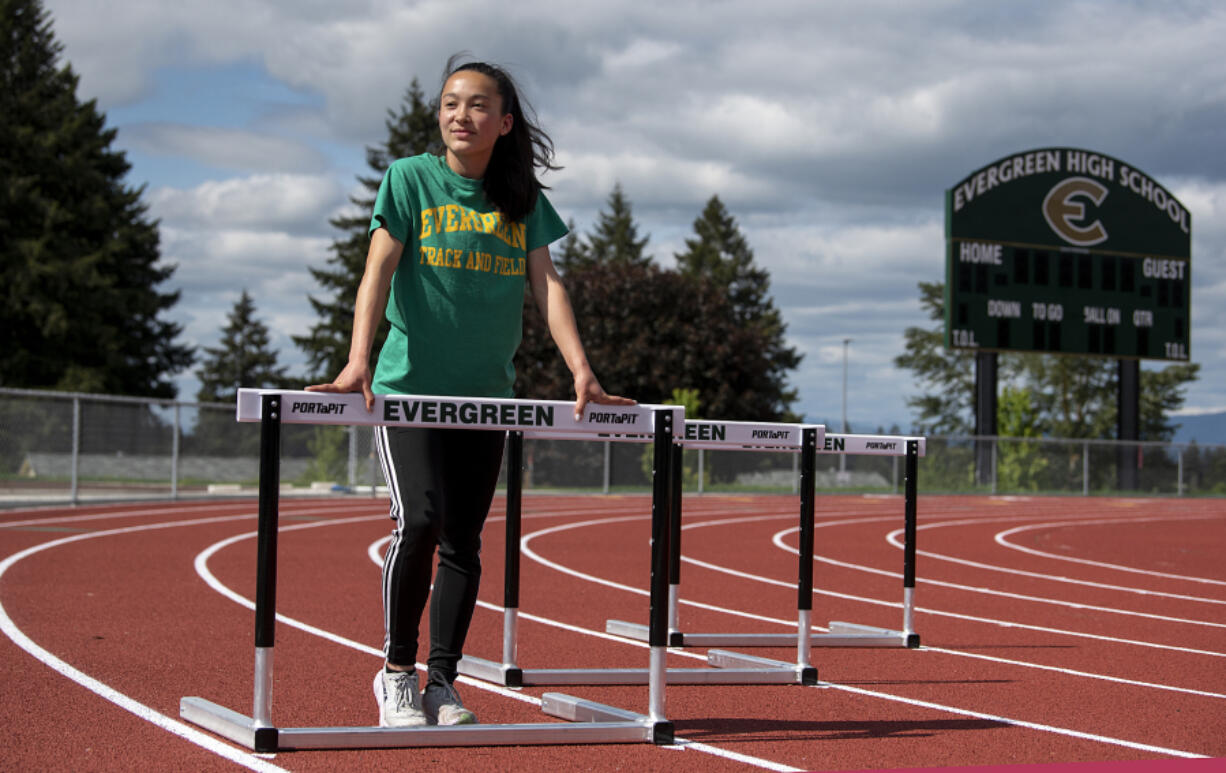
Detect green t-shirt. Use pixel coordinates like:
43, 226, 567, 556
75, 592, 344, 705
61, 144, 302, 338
369, 153, 567, 398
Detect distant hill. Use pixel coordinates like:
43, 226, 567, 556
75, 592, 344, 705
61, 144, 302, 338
1171, 412, 1226, 446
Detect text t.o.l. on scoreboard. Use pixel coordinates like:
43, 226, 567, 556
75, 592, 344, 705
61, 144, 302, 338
944, 148, 1191, 361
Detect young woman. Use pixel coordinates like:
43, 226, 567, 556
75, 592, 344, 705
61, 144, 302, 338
307, 58, 632, 727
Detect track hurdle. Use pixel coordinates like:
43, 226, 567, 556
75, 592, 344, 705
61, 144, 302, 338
813, 434, 925, 648
605, 426, 925, 657
180, 389, 681, 750
459, 421, 819, 687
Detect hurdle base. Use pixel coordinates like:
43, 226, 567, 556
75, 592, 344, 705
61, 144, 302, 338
607, 619, 918, 649
825, 621, 918, 648
181, 693, 668, 750
459, 652, 805, 686
706, 650, 818, 686
457, 654, 524, 688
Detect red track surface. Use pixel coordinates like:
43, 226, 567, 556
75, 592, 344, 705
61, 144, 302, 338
2, 493, 1224, 772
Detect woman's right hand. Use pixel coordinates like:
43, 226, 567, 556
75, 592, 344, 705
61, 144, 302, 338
305, 361, 375, 411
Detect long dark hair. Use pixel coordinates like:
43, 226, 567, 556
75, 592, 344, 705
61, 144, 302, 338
441, 55, 559, 222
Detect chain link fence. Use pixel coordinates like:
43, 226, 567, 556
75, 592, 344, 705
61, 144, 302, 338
2, 388, 1223, 506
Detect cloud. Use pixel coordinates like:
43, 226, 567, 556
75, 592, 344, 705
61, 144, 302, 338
148, 174, 347, 234
40, 0, 1226, 429
122, 123, 331, 174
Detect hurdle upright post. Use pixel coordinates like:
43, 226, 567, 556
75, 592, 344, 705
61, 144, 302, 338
902, 439, 920, 647
667, 441, 684, 644
796, 427, 818, 676
502, 431, 525, 685
253, 393, 282, 750
647, 408, 675, 737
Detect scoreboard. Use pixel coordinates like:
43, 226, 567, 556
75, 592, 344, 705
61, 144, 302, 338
945, 148, 1191, 361
948, 240, 1189, 360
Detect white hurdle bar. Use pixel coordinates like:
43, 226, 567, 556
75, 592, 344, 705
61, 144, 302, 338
180, 389, 682, 751
458, 420, 818, 688
605, 426, 925, 656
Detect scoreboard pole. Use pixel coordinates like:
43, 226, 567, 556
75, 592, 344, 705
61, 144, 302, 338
974, 351, 998, 486
1118, 359, 1140, 489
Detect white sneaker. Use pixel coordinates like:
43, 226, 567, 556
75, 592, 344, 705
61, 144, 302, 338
422, 680, 477, 726
373, 668, 428, 727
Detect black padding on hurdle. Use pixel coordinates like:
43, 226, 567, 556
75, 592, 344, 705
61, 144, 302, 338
800, 665, 819, 685
254, 726, 279, 753
504, 431, 524, 610
255, 394, 281, 649
652, 720, 676, 745
906, 633, 921, 649
903, 439, 919, 590
504, 666, 523, 688
648, 409, 675, 649
668, 442, 683, 585
797, 427, 817, 611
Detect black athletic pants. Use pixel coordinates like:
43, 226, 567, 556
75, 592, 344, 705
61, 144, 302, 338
375, 425, 505, 685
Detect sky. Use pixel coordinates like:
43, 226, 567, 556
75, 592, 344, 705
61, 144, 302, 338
41, 0, 1226, 432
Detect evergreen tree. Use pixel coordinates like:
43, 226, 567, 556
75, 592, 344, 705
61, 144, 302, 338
676, 196, 766, 320
675, 195, 802, 417
515, 260, 796, 421
1, 0, 192, 396
553, 218, 588, 274
583, 183, 651, 266
293, 80, 441, 380
195, 290, 289, 402
894, 281, 981, 435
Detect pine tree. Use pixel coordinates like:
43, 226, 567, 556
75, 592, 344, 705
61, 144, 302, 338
584, 183, 651, 266
675, 195, 802, 418
1, 0, 193, 396
553, 218, 588, 273
195, 290, 289, 402
293, 80, 441, 380
676, 196, 766, 320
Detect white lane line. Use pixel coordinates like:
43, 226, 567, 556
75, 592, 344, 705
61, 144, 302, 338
768, 526, 1226, 658
516, 515, 1215, 758
881, 518, 1226, 605
823, 682, 1207, 759
681, 514, 1226, 652
0, 501, 251, 529
194, 517, 798, 772
0, 513, 289, 772
797, 529, 1226, 629
199, 508, 1215, 760
520, 512, 1226, 691
996, 519, 1226, 586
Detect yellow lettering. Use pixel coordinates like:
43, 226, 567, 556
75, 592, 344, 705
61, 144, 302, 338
480, 212, 497, 234
459, 208, 478, 233
445, 204, 459, 232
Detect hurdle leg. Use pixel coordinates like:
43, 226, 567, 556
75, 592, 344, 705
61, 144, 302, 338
502, 431, 525, 681
457, 430, 526, 687
901, 439, 920, 647
667, 442, 683, 644
182, 392, 284, 752
795, 427, 818, 678
647, 409, 675, 734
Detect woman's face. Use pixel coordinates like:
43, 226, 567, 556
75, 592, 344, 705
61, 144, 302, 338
438, 70, 513, 174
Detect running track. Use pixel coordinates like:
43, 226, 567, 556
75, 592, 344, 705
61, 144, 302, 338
2, 494, 1224, 771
